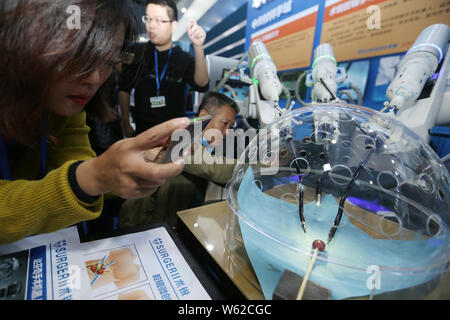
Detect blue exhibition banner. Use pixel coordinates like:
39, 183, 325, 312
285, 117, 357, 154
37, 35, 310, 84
245, 0, 327, 71
245, 0, 325, 50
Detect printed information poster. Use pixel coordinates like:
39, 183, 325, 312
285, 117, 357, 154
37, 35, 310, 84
321, 0, 450, 61
0, 227, 211, 300
250, 5, 318, 71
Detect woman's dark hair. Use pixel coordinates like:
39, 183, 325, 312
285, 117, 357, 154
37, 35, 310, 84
146, 0, 178, 21
0, 0, 139, 146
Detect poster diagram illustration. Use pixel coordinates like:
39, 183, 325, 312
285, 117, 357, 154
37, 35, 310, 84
84, 245, 148, 298
0, 226, 211, 300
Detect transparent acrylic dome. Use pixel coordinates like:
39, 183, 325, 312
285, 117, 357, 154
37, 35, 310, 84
225, 104, 450, 300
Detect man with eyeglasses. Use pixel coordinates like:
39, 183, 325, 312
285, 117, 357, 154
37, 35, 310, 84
119, 0, 209, 137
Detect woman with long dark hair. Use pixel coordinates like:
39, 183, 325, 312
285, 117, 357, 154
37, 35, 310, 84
0, 0, 188, 244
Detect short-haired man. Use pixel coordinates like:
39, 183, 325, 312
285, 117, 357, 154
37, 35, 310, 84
196, 91, 239, 154
118, 92, 239, 230
119, 0, 210, 136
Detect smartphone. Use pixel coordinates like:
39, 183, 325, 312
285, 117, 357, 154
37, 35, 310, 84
155, 115, 212, 164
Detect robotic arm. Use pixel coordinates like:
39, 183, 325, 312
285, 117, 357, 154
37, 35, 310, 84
248, 41, 283, 102
384, 24, 450, 142
212, 41, 286, 128
385, 24, 449, 112
298, 44, 358, 106
310, 44, 339, 103
247, 41, 284, 127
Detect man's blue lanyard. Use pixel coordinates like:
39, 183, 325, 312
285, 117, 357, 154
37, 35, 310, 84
0, 130, 48, 181
154, 47, 173, 96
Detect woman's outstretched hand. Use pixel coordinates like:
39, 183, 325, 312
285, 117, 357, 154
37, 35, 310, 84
76, 117, 189, 199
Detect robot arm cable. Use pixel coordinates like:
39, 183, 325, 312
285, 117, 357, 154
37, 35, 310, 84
214, 52, 249, 92
295, 72, 309, 106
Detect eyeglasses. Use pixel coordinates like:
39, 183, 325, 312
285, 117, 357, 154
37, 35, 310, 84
142, 15, 173, 25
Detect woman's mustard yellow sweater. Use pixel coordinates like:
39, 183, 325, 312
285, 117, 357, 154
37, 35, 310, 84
0, 111, 103, 244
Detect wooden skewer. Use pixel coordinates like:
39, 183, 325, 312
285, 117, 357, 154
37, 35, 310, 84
369, 285, 376, 300
296, 248, 319, 300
